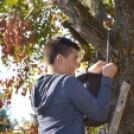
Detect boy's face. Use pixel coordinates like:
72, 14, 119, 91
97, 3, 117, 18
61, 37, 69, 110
61, 48, 79, 76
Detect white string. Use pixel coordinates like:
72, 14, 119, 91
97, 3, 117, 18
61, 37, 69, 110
107, 30, 110, 63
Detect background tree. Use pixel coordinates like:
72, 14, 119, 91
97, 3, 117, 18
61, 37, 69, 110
0, 92, 13, 132
0, 109, 12, 132
0, 0, 134, 134
11, 113, 38, 134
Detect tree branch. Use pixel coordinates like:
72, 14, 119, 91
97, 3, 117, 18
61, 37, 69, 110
82, 0, 106, 25
54, 0, 112, 58
63, 20, 90, 62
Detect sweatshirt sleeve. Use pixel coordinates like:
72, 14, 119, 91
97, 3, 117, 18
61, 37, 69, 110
63, 76, 113, 122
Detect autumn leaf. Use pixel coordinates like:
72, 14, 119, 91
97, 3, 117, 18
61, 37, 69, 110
0, 101, 3, 109
1, 83, 5, 87
81, 63, 87, 70
0, 121, 3, 124
7, 94, 12, 100
3, 119, 7, 124
6, 101, 11, 105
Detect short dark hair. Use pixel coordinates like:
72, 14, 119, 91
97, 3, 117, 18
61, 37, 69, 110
44, 37, 80, 65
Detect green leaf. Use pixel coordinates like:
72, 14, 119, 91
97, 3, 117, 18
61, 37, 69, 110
28, 44, 32, 49
14, 46, 19, 51
91, 129, 95, 134
14, 85, 17, 88
81, 63, 87, 70
5, 57, 9, 62
96, 127, 100, 131
107, 0, 113, 7
88, 53, 93, 58
83, 44, 88, 49
32, 78, 35, 82
33, 70, 38, 75
2, 89, 8, 92
9, 88, 13, 94
5, 0, 18, 6
6, 63, 9, 67
89, 45, 94, 50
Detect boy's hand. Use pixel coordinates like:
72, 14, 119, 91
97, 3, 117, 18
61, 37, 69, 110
87, 61, 107, 74
102, 63, 117, 78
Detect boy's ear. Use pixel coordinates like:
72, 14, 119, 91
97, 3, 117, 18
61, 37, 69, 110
56, 54, 63, 64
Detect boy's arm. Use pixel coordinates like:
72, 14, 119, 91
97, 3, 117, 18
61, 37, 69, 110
64, 75, 112, 122
64, 62, 117, 121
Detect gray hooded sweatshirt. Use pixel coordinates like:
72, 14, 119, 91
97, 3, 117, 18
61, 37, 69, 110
31, 73, 113, 134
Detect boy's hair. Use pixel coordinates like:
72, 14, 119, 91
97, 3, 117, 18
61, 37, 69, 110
44, 37, 80, 65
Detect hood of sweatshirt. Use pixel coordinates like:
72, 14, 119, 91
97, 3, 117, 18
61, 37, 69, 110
31, 73, 65, 114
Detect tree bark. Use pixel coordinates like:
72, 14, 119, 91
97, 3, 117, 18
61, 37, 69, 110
53, 0, 111, 59
113, 0, 134, 133
82, 0, 107, 62
82, 0, 106, 25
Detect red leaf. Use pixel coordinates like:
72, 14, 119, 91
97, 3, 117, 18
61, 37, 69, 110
6, 101, 11, 105
15, 89, 18, 94
7, 94, 12, 100
1, 83, 5, 87
0, 101, 3, 109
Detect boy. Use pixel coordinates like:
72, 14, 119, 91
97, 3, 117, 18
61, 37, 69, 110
31, 37, 117, 134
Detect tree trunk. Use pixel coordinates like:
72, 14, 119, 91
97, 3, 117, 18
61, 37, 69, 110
113, 0, 134, 133
54, 0, 134, 133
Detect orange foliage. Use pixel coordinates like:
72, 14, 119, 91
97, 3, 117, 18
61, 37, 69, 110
0, 101, 3, 109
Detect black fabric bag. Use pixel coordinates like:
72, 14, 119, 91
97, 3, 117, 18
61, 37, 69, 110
77, 73, 112, 127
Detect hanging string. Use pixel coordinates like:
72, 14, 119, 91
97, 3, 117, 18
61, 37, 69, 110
86, 29, 110, 71
107, 30, 110, 63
